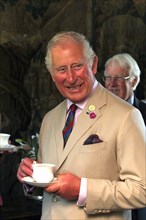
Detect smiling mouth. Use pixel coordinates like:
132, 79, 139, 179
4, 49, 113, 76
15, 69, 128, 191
110, 88, 119, 95
67, 83, 83, 91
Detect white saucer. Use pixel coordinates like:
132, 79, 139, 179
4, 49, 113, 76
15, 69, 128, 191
0, 145, 15, 151
22, 176, 57, 187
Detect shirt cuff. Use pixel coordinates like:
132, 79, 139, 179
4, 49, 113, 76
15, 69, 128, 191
77, 177, 87, 207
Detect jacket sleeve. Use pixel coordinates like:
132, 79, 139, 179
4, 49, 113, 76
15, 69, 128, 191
86, 108, 146, 214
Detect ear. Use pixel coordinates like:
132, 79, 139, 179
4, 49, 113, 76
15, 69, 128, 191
132, 76, 138, 88
52, 76, 55, 82
92, 56, 98, 75
48, 69, 55, 82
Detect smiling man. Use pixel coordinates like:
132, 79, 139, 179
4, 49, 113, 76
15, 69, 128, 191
46, 35, 97, 103
17, 32, 146, 220
104, 53, 146, 124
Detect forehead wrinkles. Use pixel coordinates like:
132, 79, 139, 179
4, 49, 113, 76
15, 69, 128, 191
51, 43, 85, 64
106, 63, 126, 76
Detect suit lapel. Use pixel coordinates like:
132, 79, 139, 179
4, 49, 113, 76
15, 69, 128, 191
58, 83, 107, 169
53, 101, 67, 162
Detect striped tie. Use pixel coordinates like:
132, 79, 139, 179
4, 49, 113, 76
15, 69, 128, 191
62, 104, 77, 146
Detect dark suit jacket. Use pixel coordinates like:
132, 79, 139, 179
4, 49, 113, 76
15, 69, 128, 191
134, 97, 146, 125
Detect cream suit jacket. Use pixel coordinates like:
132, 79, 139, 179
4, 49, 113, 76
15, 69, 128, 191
38, 83, 146, 220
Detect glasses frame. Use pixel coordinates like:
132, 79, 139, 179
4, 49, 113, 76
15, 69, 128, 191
103, 75, 131, 83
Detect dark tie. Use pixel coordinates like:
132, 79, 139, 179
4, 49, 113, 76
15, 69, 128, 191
62, 104, 77, 146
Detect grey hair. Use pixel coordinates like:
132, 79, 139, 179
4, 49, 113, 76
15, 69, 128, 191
104, 53, 141, 90
45, 31, 95, 73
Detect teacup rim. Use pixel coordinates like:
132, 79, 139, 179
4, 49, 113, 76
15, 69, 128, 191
0, 133, 10, 137
32, 163, 56, 168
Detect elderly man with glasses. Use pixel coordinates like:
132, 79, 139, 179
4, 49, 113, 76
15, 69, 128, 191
103, 53, 146, 125
104, 53, 146, 220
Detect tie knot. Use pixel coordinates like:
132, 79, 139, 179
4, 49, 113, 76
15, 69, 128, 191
69, 104, 77, 112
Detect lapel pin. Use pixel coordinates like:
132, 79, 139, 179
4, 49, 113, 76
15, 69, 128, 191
86, 105, 96, 119
89, 105, 95, 111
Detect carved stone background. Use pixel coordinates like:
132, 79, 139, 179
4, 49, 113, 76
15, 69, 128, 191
0, 0, 146, 140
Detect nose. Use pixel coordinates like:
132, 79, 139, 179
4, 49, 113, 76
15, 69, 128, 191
109, 78, 117, 86
66, 68, 76, 83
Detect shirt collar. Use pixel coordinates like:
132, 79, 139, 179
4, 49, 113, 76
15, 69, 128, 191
126, 92, 134, 105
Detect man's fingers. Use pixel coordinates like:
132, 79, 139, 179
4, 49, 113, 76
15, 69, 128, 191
45, 181, 61, 193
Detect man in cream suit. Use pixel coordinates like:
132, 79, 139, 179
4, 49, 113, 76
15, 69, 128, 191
17, 32, 146, 220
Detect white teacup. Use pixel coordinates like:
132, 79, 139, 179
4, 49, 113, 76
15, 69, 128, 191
32, 162, 56, 183
0, 133, 10, 147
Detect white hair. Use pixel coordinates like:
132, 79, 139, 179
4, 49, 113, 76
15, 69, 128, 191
45, 31, 95, 73
104, 53, 141, 90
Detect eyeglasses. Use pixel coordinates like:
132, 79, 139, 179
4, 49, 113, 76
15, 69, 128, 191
103, 75, 131, 83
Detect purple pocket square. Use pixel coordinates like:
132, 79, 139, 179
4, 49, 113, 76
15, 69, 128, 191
83, 134, 103, 145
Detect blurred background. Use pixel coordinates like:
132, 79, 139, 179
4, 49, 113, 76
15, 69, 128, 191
0, 1, 146, 219
0, 0, 146, 139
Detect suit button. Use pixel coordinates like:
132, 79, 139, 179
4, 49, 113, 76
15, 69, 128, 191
92, 209, 99, 214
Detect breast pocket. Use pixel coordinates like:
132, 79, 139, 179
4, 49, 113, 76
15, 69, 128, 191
80, 142, 106, 153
